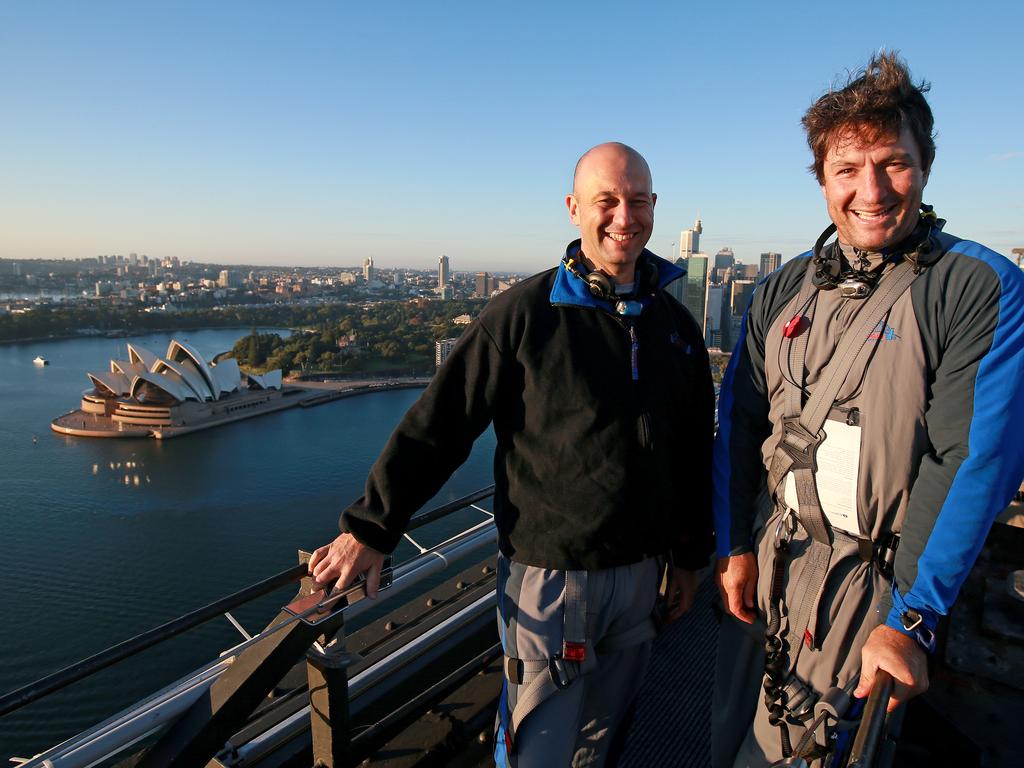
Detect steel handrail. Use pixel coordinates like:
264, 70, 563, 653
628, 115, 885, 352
0, 564, 307, 719
0, 486, 495, 719
847, 670, 894, 768
14, 520, 499, 767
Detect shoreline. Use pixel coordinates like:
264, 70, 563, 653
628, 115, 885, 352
0, 324, 298, 347
51, 377, 430, 440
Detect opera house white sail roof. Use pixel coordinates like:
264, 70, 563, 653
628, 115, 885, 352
86, 340, 280, 404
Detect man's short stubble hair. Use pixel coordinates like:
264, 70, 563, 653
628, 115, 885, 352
802, 51, 936, 183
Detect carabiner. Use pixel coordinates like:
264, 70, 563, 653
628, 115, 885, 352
774, 507, 797, 550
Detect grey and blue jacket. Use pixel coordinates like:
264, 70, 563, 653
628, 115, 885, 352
713, 224, 1024, 640
342, 241, 715, 571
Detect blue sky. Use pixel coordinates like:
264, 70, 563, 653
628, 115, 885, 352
1, 2, 1021, 272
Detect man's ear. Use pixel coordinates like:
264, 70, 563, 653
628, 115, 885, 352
566, 194, 580, 226
651, 192, 657, 209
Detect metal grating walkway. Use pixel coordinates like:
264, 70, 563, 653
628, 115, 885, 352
620, 573, 718, 767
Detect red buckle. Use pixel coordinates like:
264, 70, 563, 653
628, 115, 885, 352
804, 630, 814, 649
563, 641, 586, 662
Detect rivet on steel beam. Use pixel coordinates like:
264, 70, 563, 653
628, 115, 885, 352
426, 597, 437, 607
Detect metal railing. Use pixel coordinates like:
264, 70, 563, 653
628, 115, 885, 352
4, 485, 497, 767
847, 670, 894, 768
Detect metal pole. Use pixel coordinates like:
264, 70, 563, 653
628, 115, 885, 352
848, 670, 894, 768
307, 635, 359, 767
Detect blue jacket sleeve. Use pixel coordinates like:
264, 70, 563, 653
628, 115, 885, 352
885, 244, 1024, 638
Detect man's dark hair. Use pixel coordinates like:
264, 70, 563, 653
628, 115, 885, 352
802, 51, 936, 183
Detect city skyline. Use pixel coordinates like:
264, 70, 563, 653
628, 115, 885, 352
2, 3, 1021, 272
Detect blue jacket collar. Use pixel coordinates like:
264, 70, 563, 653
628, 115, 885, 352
549, 239, 685, 313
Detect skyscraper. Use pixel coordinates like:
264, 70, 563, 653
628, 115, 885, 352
438, 255, 450, 289
706, 284, 724, 349
683, 253, 710, 344
679, 218, 702, 260
714, 247, 735, 270
759, 252, 782, 281
435, 338, 458, 368
363, 256, 375, 283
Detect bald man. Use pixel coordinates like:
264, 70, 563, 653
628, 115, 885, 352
310, 143, 714, 766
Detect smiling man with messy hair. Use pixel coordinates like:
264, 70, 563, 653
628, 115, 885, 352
712, 52, 1024, 767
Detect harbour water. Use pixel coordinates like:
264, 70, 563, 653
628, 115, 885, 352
0, 329, 496, 756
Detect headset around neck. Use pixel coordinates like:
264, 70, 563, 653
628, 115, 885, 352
810, 204, 943, 300
562, 246, 660, 316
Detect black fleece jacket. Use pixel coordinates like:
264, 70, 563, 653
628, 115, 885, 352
341, 259, 715, 570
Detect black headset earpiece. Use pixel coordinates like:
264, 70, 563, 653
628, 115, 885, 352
563, 253, 660, 302
583, 268, 615, 300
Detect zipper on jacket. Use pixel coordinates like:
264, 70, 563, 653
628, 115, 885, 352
629, 323, 639, 381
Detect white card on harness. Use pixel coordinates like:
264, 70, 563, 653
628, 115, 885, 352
783, 419, 862, 536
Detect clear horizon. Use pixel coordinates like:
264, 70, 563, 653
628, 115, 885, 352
2, 2, 1021, 272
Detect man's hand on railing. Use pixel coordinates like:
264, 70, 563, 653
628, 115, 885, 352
309, 533, 387, 599
854, 624, 928, 713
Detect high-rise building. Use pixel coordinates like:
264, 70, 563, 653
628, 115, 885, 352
759, 252, 782, 281
683, 253, 710, 343
730, 279, 756, 316
363, 256, 375, 283
435, 338, 459, 368
438, 255, 450, 289
475, 272, 492, 298
706, 284, 724, 349
723, 279, 756, 352
667, 258, 687, 305
714, 247, 735, 270
679, 218, 702, 260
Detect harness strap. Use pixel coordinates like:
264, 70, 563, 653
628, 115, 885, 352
503, 571, 657, 745
761, 255, 922, 757
562, 570, 588, 661
771, 258, 920, 649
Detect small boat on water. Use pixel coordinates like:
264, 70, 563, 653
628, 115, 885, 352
33, 356, 49, 366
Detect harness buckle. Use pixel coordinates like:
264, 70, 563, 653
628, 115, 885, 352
562, 640, 586, 662
549, 656, 574, 689
875, 533, 899, 580
779, 417, 822, 471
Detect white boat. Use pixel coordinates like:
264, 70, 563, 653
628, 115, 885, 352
33, 356, 49, 366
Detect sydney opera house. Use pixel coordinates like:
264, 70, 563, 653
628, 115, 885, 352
51, 339, 288, 439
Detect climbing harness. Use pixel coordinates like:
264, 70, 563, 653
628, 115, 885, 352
759, 213, 938, 762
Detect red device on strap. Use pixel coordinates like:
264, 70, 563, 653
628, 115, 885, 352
783, 315, 807, 338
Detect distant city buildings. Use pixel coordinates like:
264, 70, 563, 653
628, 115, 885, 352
0, 250, 524, 319
474, 272, 495, 298
664, 218, 784, 351
218, 269, 241, 289
438, 255, 450, 287
682, 253, 711, 344
435, 338, 458, 368
679, 218, 702, 260
759, 252, 782, 281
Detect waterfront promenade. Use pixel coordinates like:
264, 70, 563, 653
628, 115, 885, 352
50, 376, 431, 439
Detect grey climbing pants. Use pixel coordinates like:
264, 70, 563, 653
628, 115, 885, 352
493, 554, 660, 767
